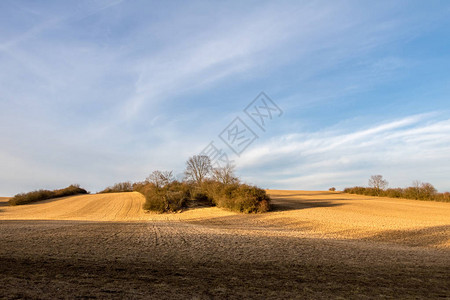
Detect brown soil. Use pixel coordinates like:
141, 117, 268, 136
0, 191, 449, 299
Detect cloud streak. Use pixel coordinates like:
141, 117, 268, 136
238, 113, 450, 191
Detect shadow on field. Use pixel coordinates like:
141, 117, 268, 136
270, 197, 344, 212
275, 192, 342, 197
365, 225, 450, 247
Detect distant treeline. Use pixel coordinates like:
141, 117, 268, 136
8, 185, 88, 206
344, 181, 449, 203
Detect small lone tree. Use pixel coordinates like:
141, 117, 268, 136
368, 175, 388, 195
146, 170, 174, 188
212, 164, 239, 185
184, 155, 211, 185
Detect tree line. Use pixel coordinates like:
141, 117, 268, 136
344, 175, 449, 202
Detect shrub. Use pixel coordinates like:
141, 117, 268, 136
232, 184, 271, 213
403, 187, 419, 199
9, 185, 88, 206
201, 181, 270, 213
436, 192, 450, 202
385, 188, 403, 198
190, 185, 214, 206
343, 186, 366, 194
132, 181, 148, 193
141, 181, 190, 213
99, 182, 133, 193
141, 185, 166, 212
329, 187, 336, 191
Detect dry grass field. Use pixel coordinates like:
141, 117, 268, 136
1, 191, 449, 299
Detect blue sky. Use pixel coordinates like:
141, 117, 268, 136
1, 0, 449, 195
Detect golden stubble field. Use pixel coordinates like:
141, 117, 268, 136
1, 191, 449, 299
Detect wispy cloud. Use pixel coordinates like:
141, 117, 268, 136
238, 113, 450, 191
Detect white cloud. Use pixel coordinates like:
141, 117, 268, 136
237, 113, 450, 192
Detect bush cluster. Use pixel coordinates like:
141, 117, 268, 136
344, 183, 449, 202
135, 181, 191, 213
134, 179, 270, 213
8, 184, 88, 206
201, 180, 270, 213
99, 182, 133, 193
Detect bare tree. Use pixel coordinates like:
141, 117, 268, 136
368, 175, 388, 195
412, 180, 421, 199
212, 164, 239, 185
410, 180, 437, 199
184, 155, 211, 184
146, 170, 174, 188
420, 182, 437, 199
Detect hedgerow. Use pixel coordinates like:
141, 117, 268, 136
9, 185, 88, 206
344, 184, 449, 202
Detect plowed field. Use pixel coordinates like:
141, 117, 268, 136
1, 191, 449, 299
